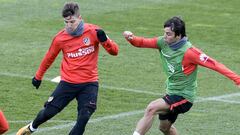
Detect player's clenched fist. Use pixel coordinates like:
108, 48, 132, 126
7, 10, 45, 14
32, 77, 41, 89
123, 31, 133, 40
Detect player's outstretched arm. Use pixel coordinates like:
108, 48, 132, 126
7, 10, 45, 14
123, 31, 134, 40
123, 31, 158, 49
185, 47, 240, 86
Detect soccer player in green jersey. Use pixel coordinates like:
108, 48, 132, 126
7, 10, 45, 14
123, 16, 240, 135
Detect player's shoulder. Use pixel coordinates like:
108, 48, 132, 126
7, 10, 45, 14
84, 23, 101, 31
156, 36, 165, 48
53, 29, 72, 42
186, 46, 203, 55
83, 23, 102, 39
54, 29, 65, 37
184, 46, 205, 60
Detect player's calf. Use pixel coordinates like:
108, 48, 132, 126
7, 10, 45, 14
69, 106, 95, 135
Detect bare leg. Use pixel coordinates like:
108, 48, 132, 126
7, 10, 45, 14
134, 98, 170, 135
159, 120, 178, 135
135, 111, 154, 134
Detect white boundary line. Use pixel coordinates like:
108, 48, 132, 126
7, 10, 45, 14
37, 110, 144, 133
0, 73, 157, 95
100, 85, 158, 95
0, 72, 37, 80
8, 110, 144, 135
50, 76, 158, 95
8, 120, 74, 123
196, 92, 240, 102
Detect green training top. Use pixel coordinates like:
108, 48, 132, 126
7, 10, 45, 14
157, 37, 197, 103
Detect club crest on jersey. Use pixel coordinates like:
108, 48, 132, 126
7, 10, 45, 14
199, 53, 209, 63
83, 37, 90, 46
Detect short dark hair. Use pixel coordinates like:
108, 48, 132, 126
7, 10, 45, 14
164, 16, 186, 38
62, 2, 80, 18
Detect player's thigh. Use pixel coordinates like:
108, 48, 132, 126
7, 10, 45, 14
76, 82, 98, 111
45, 81, 78, 110
147, 98, 170, 114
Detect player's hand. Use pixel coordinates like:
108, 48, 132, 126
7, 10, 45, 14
96, 29, 107, 42
238, 84, 240, 88
32, 77, 41, 89
123, 31, 133, 40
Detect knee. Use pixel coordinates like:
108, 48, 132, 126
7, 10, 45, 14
159, 125, 170, 134
43, 105, 60, 119
78, 107, 95, 120
144, 102, 158, 116
159, 125, 175, 134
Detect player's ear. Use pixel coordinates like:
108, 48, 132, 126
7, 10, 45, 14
77, 15, 82, 20
176, 35, 181, 40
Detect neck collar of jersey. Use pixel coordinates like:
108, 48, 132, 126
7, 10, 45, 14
169, 36, 188, 51
67, 20, 84, 37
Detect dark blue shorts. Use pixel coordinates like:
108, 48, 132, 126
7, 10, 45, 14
159, 95, 192, 123
44, 81, 98, 112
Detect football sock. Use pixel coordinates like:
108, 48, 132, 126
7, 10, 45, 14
29, 122, 37, 132
133, 131, 140, 135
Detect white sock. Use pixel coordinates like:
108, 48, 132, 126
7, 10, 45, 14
133, 131, 140, 135
29, 122, 37, 132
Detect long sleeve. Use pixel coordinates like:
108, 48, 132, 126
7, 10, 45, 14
127, 36, 159, 49
100, 38, 119, 55
35, 38, 61, 80
184, 47, 240, 85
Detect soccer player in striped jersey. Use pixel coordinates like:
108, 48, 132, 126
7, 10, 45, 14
123, 16, 240, 135
17, 2, 118, 135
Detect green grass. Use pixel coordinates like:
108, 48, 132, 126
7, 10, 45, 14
0, 0, 240, 135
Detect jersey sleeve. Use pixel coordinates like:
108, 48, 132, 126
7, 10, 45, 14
127, 36, 159, 49
92, 27, 119, 56
35, 37, 61, 80
185, 47, 240, 85
100, 38, 119, 55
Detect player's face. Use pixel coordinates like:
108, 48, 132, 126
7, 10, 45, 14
163, 27, 181, 45
64, 15, 82, 33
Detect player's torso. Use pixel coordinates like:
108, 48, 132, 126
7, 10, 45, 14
55, 24, 100, 83
159, 39, 192, 77
157, 37, 197, 102
59, 25, 99, 58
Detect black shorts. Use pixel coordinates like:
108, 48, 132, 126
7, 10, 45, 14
44, 81, 98, 112
159, 95, 192, 123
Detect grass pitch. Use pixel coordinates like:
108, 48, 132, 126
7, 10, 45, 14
0, 0, 240, 135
